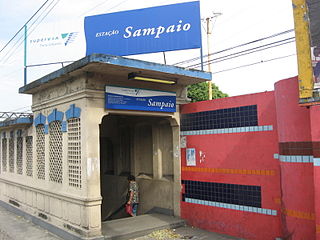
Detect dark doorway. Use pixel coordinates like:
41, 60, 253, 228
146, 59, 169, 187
100, 114, 174, 221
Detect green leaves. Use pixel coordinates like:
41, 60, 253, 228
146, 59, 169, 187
187, 82, 228, 102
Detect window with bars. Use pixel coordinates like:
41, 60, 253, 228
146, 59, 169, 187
49, 121, 63, 184
26, 136, 33, 177
182, 180, 262, 208
68, 118, 82, 188
16, 137, 23, 175
2, 138, 7, 172
9, 138, 14, 173
36, 125, 45, 180
180, 105, 258, 131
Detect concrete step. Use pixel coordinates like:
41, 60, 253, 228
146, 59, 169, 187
102, 213, 186, 240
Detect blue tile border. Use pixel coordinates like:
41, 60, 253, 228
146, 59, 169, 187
180, 125, 273, 136
276, 155, 314, 163
313, 158, 320, 166
185, 197, 277, 216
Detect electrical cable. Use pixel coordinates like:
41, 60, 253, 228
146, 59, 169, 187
79, 0, 130, 17
0, 0, 58, 64
1, 0, 130, 65
173, 29, 294, 66
186, 37, 295, 68
210, 54, 296, 75
1, 0, 60, 65
7, 105, 32, 113
78, 0, 114, 17
205, 40, 295, 67
0, 0, 51, 54
0, 69, 22, 80
193, 39, 295, 68
103, 0, 131, 14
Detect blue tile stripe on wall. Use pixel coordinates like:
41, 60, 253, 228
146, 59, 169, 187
274, 154, 314, 163
185, 197, 277, 216
314, 158, 320, 166
181, 125, 273, 136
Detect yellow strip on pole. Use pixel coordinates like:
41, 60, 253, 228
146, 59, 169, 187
292, 0, 314, 99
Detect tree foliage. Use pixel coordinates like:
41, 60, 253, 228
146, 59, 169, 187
187, 82, 228, 102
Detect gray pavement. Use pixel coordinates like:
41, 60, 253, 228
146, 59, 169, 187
131, 226, 240, 240
0, 206, 61, 240
0, 205, 240, 240
102, 213, 186, 239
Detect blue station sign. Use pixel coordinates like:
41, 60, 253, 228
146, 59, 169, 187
85, 1, 201, 56
105, 86, 176, 112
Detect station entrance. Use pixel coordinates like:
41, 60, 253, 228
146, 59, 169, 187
99, 114, 176, 221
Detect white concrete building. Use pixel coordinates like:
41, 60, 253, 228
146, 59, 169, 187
0, 54, 210, 239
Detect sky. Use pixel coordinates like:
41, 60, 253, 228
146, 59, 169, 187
0, 0, 297, 112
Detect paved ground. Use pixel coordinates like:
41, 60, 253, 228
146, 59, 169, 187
102, 213, 186, 239
0, 207, 61, 240
0, 205, 240, 240
131, 227, 240, 240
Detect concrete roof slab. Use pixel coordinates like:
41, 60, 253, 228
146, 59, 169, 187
19, 54, 211, 94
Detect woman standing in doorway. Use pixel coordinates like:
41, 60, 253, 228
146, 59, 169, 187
127, 175, 139, 216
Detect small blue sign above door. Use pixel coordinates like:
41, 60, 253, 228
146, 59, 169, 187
105, 86, 176, 112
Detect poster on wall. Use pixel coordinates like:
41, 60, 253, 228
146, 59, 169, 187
186, 148, 196, 166
180, 136, 187, 148
105, 85, 176, 112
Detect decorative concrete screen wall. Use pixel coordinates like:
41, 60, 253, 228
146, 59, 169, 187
180, 90, 282, 239
0, 104, 98, 239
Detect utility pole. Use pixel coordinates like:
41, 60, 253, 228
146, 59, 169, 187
203, 13, 222, 100
24, 25, 27, 86
206, 17, 213, 100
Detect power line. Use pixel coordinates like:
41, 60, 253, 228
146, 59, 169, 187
79, 0, 130, 17
194, 38, 295, 68
174, 29, 294, 66
0, 69, 22, 80
1, 0, 60, 65
210, 53, 296, 75
174, 30, 294, 67
7, 106, 32, 113
0, 0, 51, 55
78, 0, 114, 17
0, 0, 58, 64
187, 37, 295, 68
2, 0, 130, 65
207, 39, 295, 66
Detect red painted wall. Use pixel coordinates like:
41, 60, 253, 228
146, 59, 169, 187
274, 77, 315, 239
181, 76, 318, 239
274, 77, 311, 142
180, 91, 282, 239
310, 105, 320, 239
